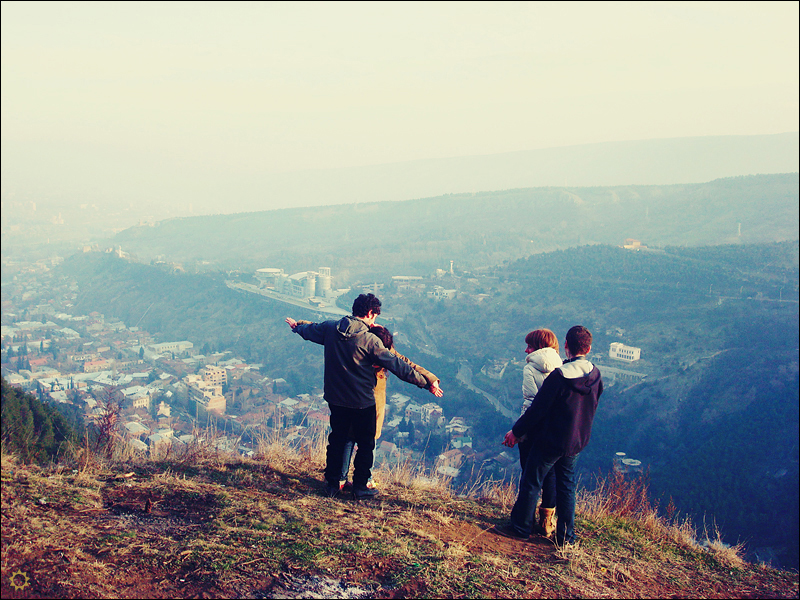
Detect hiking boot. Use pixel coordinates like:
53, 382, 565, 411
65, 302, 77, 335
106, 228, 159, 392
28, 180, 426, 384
533, 507, 556, 538
353, 485, 380, 501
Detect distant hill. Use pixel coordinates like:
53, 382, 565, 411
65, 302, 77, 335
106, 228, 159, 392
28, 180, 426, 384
2, 133, 796, 217
252, 132, 800, 210
113, 173, 799, 276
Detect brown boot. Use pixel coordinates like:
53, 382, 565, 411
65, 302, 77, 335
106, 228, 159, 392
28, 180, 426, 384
534, 507, 556, 538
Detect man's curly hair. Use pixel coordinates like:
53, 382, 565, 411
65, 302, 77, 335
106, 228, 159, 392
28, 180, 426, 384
352, 293, 382, 318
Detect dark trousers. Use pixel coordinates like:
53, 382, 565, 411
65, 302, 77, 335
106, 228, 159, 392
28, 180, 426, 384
326, 404, 376, 488
518, 437, 556, 508
511, 444, 580, 544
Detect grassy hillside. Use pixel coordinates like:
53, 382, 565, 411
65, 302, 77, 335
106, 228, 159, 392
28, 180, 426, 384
111, 174, 799, 276
2, 439, 798, 599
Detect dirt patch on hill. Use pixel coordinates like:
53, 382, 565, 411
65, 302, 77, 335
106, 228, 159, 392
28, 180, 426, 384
2, 457, 798, 599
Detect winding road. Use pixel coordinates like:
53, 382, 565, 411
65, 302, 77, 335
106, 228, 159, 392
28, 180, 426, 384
456, 362, 515, 419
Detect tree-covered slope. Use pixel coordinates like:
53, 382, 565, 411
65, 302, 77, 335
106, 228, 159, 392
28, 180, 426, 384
111, 174, 799, 276
1, 379, 77, 464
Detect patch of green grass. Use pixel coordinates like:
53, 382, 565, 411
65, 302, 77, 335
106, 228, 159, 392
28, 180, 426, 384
97, 531, 137, 544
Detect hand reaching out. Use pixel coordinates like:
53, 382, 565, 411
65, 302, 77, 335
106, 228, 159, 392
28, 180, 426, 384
429, 381, 444, 397
502, 430, 518, 448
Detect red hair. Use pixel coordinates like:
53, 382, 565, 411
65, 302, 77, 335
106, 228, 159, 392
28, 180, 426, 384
525, 329, 559, 353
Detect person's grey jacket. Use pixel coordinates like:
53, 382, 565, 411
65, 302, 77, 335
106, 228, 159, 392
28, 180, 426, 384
293, 315, 429, 409
512, 357, 603, 456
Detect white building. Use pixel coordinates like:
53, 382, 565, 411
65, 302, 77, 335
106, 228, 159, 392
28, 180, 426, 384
427, 286, 457, 300
609, 342, 641, 362
149, 341, 194, 355
256, 266, 335, 299
185, 371, 226, 415
200, 365, 227, 387
446, 417, 470, 437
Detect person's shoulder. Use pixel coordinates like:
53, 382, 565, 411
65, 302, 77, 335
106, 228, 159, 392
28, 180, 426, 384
528, 347, 563, 371
365, 331, 391, 352
557, 359, 587, 377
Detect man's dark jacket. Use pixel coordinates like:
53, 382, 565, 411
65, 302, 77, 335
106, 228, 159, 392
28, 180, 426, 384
512, 357, 603, 456
293, 316, 428, 409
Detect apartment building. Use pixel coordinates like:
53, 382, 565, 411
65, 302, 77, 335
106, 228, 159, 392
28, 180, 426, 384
609, 342, 641, 362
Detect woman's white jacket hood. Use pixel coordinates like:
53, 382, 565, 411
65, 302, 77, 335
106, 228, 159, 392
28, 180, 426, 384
521, 346, 563, 414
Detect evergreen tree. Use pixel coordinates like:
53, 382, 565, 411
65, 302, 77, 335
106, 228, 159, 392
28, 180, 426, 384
1, 378, 77, 463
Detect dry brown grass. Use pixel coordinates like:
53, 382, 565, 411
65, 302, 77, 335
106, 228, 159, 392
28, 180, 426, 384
379, 457, 453, 496
468, 477, 519, 512
578, 469, 747, 571
4, 433, 796, 600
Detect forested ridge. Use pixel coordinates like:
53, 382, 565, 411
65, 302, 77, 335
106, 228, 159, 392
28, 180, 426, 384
111, 173, 799, 276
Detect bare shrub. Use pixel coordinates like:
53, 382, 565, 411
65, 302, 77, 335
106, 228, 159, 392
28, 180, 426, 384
470, 477, 518, 511
91, 386, 124, 461
579, 469, 747, 566
698, 518, 747, 569
578, 469, 656, 520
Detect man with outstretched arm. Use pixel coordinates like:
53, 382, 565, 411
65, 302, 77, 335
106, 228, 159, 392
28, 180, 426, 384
496, 325, 603, 545
286, 293, 443, 500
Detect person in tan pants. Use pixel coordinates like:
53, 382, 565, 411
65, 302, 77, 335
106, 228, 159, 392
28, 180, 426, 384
342, 325, 441, 489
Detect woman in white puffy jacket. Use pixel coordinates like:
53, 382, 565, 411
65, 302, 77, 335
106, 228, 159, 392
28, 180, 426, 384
516, 328, 562, 537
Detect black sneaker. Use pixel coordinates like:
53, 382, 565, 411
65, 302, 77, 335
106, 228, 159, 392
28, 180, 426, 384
494, 523, 530, 541
353, 486, 380, 501
323, 482, 341, 498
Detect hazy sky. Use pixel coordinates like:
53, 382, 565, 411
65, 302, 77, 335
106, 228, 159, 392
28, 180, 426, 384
1, 1, 798, 211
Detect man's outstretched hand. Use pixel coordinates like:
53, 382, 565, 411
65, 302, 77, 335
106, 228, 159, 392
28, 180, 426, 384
429, 381, 444, 397
285, 317, 298, 330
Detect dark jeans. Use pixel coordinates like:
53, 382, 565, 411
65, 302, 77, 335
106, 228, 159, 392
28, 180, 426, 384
326, 404, 376, 488
341, 440, 355, 482
510, 444, 579, 544
518, 438, 556, 508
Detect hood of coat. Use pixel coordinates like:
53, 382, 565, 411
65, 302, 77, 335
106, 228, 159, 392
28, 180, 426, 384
560, 358, 602, 394
335, 315, 371, 338
525, 346, 563, 374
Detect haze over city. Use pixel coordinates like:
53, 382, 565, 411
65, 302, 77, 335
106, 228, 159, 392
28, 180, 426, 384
1, 1, 798, 218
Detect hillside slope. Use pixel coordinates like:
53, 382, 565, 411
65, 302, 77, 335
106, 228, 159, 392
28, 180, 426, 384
111, 173, 799, 275
2, 448, 798, 599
